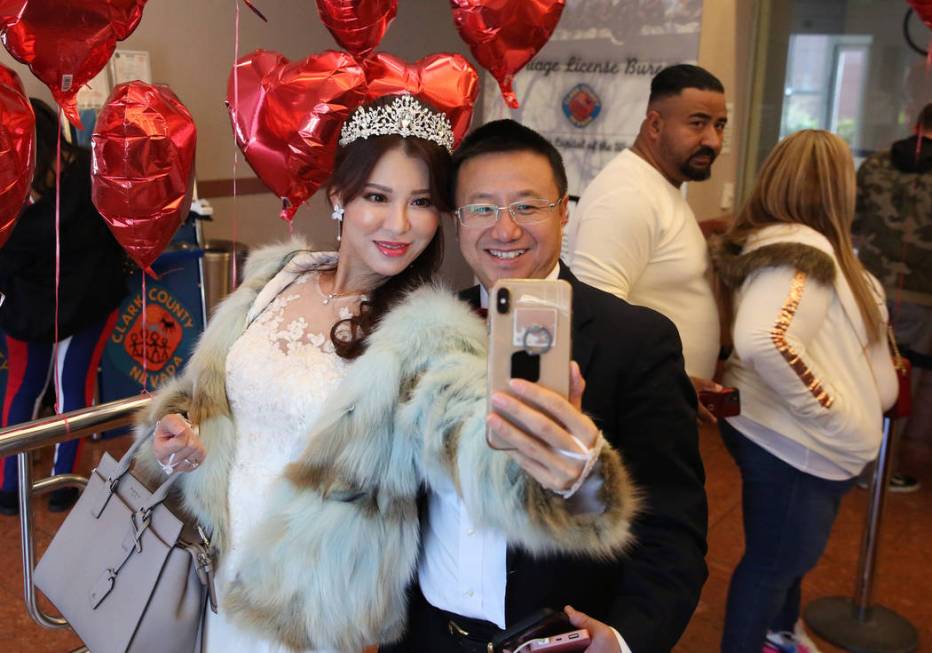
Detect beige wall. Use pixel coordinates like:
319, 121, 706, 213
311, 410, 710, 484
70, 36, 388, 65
687, 0, 751, 222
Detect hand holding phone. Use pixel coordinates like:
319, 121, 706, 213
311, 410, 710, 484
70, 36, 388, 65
698, 386, 741, 418
494, 608, 589, 653
484, 280, 603, 493
524, 630, 591, 651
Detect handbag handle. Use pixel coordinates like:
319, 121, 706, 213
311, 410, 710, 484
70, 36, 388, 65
90, 432, 183, 519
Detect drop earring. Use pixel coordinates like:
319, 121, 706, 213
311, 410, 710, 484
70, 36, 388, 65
331, 205, 344, 242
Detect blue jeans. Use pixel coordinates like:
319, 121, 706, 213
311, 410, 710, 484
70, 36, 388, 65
720, 420, 855, 653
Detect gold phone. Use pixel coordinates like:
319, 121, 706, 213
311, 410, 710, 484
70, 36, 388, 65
487, 279, 573, 450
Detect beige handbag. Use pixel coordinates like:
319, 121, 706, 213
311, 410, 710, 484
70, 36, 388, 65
34, 435, 217, 653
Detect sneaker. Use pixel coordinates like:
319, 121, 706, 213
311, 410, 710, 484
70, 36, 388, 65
792, 623, 823, 653
855, 472, 920, 493
47, 487, 80, 513
763, 627, 822, 653
888, 473, 920, 493
0, 490, 18, 516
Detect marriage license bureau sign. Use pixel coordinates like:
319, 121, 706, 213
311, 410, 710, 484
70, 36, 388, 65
482, 0, 704, 196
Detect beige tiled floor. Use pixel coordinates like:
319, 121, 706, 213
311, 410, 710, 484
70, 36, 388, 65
1, 412, 929, 652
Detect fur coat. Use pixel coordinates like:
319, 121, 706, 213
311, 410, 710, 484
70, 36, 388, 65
134, 239, 639, 652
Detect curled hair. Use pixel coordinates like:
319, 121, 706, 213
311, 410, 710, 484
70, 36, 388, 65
714, 129, 882, 343
319, 105, 451, 358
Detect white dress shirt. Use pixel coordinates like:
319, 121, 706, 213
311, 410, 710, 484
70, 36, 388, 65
419, 262, 632, 653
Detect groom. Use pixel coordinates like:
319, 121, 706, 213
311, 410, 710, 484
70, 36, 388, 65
384, 120, 708, 653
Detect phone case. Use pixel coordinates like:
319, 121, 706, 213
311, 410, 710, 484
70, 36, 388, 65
527, 629, 591, 651
487, 279, 572, 451
698, 387, 741, 418
493, 608, 575, 653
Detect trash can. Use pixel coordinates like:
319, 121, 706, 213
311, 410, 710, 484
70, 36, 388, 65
202, 240, 248, 318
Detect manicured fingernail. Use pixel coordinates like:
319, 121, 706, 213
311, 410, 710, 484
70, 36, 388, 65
491, 393, 508, 408
508, 378, 527, 392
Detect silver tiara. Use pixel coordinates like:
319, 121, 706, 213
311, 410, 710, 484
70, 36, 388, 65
339, 94, 455, 153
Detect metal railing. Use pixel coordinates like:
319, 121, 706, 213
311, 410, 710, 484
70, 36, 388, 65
0, 395, 151, 650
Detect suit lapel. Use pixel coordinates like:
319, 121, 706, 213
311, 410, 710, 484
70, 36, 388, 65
559, 264, 597, 376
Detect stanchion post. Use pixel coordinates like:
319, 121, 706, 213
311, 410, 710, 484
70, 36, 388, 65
854, 415, 893, 620
17, 451, 68, 629
803, 416, 918, 653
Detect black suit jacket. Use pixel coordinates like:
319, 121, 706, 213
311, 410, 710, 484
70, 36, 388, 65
459, 265, 708, 652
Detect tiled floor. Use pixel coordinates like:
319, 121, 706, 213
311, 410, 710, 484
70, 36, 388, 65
0, 415, 929, 652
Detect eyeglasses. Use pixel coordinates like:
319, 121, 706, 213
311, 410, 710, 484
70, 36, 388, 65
454, 197, 564, 227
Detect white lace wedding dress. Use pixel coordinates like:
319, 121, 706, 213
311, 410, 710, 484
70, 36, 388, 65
203, 260, 361, 653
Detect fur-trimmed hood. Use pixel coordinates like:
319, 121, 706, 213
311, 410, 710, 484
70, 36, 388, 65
709, 223, 837, 291
134, 239, 639, 652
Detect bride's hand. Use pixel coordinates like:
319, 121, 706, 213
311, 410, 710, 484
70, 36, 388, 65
152, 413, 206, 474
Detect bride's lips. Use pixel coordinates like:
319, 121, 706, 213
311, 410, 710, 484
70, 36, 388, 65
374, 241, 411, 257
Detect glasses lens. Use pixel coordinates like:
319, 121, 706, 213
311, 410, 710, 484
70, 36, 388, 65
510, 199, 553, 223
459, 204, 498, 225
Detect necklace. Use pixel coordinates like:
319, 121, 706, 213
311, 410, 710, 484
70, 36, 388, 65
316, 274, 368, 305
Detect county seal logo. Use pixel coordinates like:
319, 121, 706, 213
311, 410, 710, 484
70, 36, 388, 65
562, 84, 602, 128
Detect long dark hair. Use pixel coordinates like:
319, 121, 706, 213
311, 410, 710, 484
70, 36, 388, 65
322, 125, 450, 359
30, 98, 82, 198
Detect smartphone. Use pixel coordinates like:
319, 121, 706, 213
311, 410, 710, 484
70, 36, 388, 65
487, 279, 573, 451
698, 386, 741, 418
492, 608, 576, 653
528, 629, 591, 651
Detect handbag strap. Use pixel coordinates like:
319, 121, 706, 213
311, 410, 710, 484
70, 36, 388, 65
91, 432, 183, 518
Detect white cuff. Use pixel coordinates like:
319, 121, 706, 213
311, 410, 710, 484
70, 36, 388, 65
611, 627, 633, 653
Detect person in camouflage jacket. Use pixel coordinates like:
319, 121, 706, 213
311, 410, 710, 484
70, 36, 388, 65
853, 104, 932, 310
852, 104, 931, 491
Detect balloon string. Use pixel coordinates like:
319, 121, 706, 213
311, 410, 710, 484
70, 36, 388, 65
241, 0, 267, 22
52, 112, 69, 434
232, 0, 241, 287
141, 273, 148, 390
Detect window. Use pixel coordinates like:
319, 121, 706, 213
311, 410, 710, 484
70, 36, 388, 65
780, 34, 871, 150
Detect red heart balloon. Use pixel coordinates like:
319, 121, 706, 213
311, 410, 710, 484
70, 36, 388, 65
316, 0, 397, 60
450, 0, 565, 108
0, 61, 25, 96
908, 0, 932, 28
363, 52, 480, 147
91, 82, 196, 272
227, 50, 368, 223
0, 64, 34, 248
0, 0, 148, 128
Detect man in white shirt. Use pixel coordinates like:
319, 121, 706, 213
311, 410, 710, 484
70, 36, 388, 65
383, 121, 706, 652
566, 64, 727, 422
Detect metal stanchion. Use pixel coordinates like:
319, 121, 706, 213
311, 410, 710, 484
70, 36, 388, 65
803, 416, 918, 653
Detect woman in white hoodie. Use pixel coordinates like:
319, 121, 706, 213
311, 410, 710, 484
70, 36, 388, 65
710, 130, 898, 653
